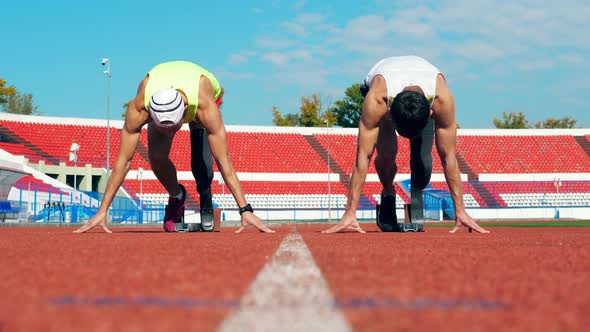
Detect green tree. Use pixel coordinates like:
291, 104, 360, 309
299, 94, 325, 127
534, 117, 577, 128
0, 78, 16, 105
1, 90, 40, 115
493, 112, 530, 129
330, 83, 364, 128
272, 93, 334, 127
272, 105, 298, 126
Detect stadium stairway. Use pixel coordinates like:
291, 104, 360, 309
456, 152, 500, 207
135, 140, 151, 165
574, 136, 590, 158
456, 153, 477, 181
303, 135, 350, 186
470, 182, 502, 207
303, 134, 375, 209
0, 124, 60, 165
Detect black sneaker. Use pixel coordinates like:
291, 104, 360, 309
199, 189, 214, 232
377, 193, 397, 232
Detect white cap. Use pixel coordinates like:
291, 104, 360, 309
149, 88, 185, 130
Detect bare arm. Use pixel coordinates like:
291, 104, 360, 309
98, 79, 149, 213
432, 79, 464, 211
197, 77, 273, 233
322, 77, 388, 233
74, 78, 149, 233
434, 123, 465, 211
196, 79, 246, 208
433, 76, 489, 233
346, 91, 387, 213
99, 102, 147, 213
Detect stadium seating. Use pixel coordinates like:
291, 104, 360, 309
0, 142, 47, 164
1, 115, 589, 214
140, 130, 328, 173
127, 179, 350, 209
429, 181, 482, 208
14, 175, 62, 195
314, 133, 445, 174
484, 181, 590, 207
457, 135, 590, 173
0, 120, 149, 169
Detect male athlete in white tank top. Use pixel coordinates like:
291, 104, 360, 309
365, 55, 440, 108
324, 56, 489, 234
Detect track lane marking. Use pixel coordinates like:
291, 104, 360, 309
218, 232, 352, 332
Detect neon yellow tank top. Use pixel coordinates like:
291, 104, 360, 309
144, 61, 221, 123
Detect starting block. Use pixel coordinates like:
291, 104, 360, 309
175, 208, 222, 232
376, 185, 425, 232
376, 204, 424, 232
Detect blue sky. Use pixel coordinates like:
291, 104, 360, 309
1, 0, 589, 128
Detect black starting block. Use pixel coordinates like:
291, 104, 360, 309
173, 205, 201, 232
175, 223, 201, 232
376, 185, 425, 232
174, 209, 221, 232
376, 204, 425, 232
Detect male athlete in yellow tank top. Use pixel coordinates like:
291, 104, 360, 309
75, 61, 274, 234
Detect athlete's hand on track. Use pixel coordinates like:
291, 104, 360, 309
73, 210, 112, 233
449, 209, 490, 234
236, 212, 275, 233
322, 212, 366, 233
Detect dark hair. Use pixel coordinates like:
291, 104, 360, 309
391, 90, 430, 138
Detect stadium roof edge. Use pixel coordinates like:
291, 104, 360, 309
0, 113, 589, 135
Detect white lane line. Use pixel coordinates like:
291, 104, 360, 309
218, 232, 352, 332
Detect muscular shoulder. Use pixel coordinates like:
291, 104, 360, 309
198, 75, 217, 110
362, 76, 389, 128
432, 74, 456, 129
124, 76, 150, 133
434, 74, 451, 100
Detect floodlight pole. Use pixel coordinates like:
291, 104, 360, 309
554, 178, 562, 220
325, 119, 331, 222
74, 158, 77, 191
70, 143, 80, 191
101, 58, 112, 223
219, 177, 225, 220
102, 58, 111, 179
138, 167, 143, 216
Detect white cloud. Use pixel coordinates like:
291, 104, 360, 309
281, 13, 325, 36
517, 58, 555, 71
292, 0, 306, 11
255, 38, 295, 49
229, 54, 248, 65
262, 52, 290, 66
261, 49, 313, 66
228, 51, 257, 65
282, 21, 307, 36
557, 53, 586, 65
243, 1, 590, 124
451, 40, 504, 61
215, 69, 256, 81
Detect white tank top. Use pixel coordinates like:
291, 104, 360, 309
364, 56, 441, 107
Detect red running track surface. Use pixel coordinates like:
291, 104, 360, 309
0, 226, 286, 332
300, 224, 590, 332
0, 224, 588, 331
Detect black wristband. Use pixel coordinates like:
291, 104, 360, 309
238, 203, 254, 215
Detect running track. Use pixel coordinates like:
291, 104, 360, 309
0, 224, 588, 331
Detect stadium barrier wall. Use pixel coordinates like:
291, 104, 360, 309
3, 204, 589, 224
